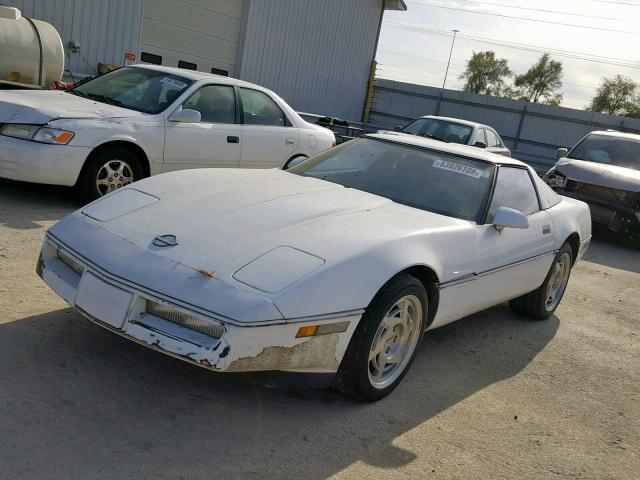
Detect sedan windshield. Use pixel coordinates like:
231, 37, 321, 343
289, 138, 495, 221
71, 67, 193, 114
569, 134, 640, 170
402, 118, 473, 145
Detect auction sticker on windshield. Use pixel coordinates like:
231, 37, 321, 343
433, 159, 482, 179
160, 77, 188, 89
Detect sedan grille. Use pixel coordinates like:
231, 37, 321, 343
146, 301, 225, 338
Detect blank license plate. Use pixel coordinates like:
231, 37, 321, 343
75, 272, 133, 329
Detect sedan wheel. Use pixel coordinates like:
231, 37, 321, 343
336, 273, 427, 401
96, 160, 135, 196
77, 147, 144, 201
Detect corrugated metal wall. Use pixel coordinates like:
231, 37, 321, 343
238, 0, 384, 122
2, 0, 143, 77
370, 79, 640, 170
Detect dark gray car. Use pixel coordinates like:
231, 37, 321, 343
544, 130, 640, 242
395, 115, 511, 157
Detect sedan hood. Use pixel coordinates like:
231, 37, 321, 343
554, 157, 640, 193
72, 169, 462, 281
0, 90, 144, 124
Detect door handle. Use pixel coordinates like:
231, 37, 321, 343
285, 138, 296, 145
227, 136, 240, 144
542, 225, 552, 235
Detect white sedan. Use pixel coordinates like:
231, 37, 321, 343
0, 65, 335, 199
38, 133, 591, 401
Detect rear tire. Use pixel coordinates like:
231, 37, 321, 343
509, 242, 573, 320
335, 273, 427, 402
76, 147, 144, 201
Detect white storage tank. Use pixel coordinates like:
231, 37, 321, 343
0, 6, 64, 85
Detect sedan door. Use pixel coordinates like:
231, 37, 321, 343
162, 84, 242, 172
237, 87, 299, 168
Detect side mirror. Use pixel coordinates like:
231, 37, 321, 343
473, 141, 487, 149
168, 108, 201, 123
394, 125, 403, 132
492, 206, 529, 231
556, 147, 568, 159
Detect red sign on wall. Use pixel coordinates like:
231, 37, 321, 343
124, 52, 136, 64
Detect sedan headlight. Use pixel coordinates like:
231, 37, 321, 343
545, 172, 567, 188
0, 124, 74, 144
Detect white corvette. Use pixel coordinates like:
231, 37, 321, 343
38, 134, 591, 401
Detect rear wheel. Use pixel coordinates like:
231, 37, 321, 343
335, 273, 426, 401
510, 242, 573, 320
77, 147, 143, 201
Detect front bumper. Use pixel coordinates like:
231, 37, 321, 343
556, 189, 640, 239
0, 135, 89, 186
37, 237, 359, 373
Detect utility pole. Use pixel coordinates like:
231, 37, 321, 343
442, 29, 459, 90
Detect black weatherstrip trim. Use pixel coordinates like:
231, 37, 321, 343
437, 250, 557, 289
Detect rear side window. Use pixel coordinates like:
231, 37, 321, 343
183, 85, 236, 124
239, 88, 286, 126
488, 166, 540, 221
486, 130, 501, 147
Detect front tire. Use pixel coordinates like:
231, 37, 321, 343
509, 242, 573, 320
77, 147, 143, 201
335, 273, 427, 401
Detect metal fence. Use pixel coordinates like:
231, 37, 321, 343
367, 79, 640, 171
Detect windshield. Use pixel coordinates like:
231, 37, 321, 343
289, 138, 495, 221
402, 118, 473, 145
72, 67, 193, 114
569, 133, 640, 170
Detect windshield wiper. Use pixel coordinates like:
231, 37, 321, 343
84, 93, 124, 107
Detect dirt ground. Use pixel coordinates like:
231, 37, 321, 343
1, 178, 638, 480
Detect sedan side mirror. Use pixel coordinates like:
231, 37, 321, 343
168, 108, 201, 123
394, 125, 403, 132
556, 147, 568, 159
492, 206, 529, 231
473, 141, 487, 149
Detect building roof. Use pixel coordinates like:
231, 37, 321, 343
367, 132, 528, 166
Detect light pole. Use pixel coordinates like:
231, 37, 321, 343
442, 29, 459, 90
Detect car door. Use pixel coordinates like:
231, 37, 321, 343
454, 166, 556, 318
485, 129, 511, 157
237, 87, 299, 168
162, 84, 242, 172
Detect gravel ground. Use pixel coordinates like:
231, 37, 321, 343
1, 178, 638, 480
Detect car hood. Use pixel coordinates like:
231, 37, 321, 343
554, 157, 640, 193
0, 90, 145, 124
72, 168, 463, 280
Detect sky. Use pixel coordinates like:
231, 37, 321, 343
377, 0, 640, 109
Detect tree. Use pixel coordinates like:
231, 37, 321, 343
514, 53, 563, 103
588, 75, 639, 116
459, 51, 512, 96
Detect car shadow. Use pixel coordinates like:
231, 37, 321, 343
582, 231, 640, 274
0, 179, 81, 229
0, 305, 558, 479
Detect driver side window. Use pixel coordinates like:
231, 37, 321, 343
487, 166, 540, 222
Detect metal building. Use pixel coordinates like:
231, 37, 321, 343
2, 0, 407, 120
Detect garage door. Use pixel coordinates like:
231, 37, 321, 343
139, 0, 245, 76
